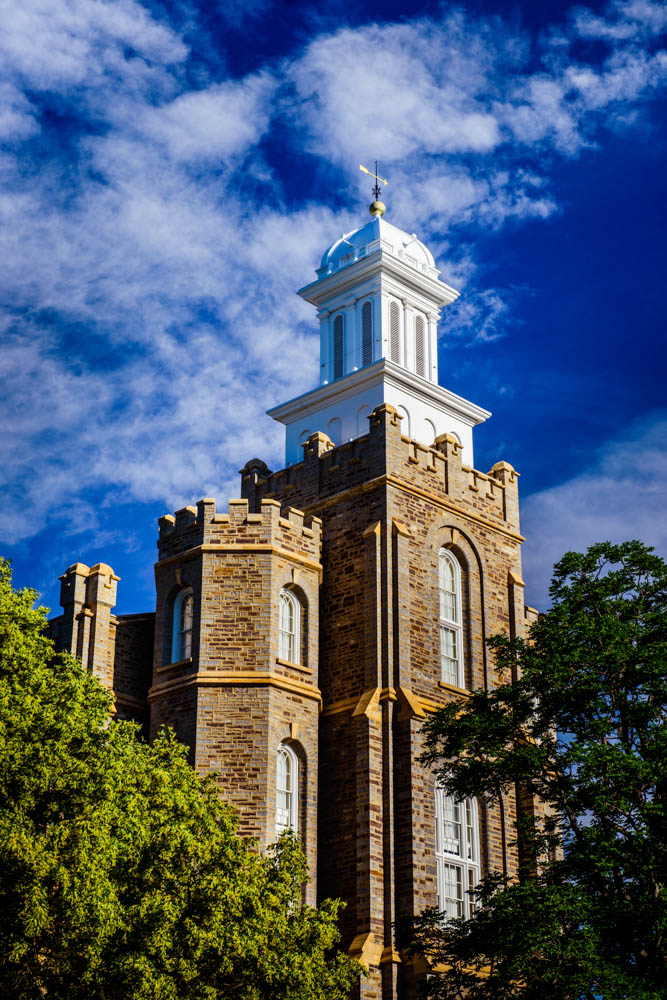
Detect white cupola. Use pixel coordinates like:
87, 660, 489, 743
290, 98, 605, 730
312, 215, 451, 386
268, 203, 490, 467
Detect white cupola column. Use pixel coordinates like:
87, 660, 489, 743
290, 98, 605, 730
428, 312, 438, 382
319, 312, 330, 384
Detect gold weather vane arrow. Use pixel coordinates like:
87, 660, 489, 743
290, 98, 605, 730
360, 162, 388, 217
360, 162, 388, 199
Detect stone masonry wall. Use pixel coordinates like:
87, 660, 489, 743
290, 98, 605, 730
242, 402, 529, 999
151, 496, 322, 904
49, 562, 154, 729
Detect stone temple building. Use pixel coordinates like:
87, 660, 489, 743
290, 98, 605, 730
49, 199, 537, 999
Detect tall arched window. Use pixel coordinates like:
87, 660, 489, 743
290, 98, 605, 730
172, 588, 193, 663
276, 743, 298, 834
279, 588, 300, 663
435, 787, 479, 919
439, 549, 463, 687
415, 314, 426, 377
389, 301, 400, 363
362, 301, 373, 367
333, 314, 344, 379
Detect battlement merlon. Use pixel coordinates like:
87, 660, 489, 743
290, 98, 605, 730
157, 496, 322, 562
59, 561, 120, 611
240, 402, 522, 535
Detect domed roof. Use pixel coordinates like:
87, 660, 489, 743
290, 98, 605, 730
319, 216, 437, 278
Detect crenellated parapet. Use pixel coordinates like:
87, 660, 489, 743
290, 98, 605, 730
240, 402, 521, 538
157, 496, 322, 564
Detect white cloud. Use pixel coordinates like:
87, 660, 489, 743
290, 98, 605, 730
289, 17, 503, 164
439, 288, 514, 345
137, 74, 274, 162
521, 415, 667, 610
0, 0, 666, 552
1, 0, 185, 95
572, 0, 667, 42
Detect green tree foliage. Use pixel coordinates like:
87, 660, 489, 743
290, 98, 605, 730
400, 541, 667, 1000
0, 560, 361, 1000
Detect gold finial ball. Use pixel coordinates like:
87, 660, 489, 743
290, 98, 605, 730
369, 200, 386, 217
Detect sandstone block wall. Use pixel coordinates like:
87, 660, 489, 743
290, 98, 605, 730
242, 402, 529, 997
49, 562, 154, 729
151, 496, 322, 902
47, 396, 538, 999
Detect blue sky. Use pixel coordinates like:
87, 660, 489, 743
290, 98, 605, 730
1, 0, 666, 616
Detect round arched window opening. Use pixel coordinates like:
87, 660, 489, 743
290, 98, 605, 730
276, 742, 299, 834
172, 588, 193, 663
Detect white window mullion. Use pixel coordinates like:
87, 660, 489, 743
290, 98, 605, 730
439, 549, 464, 688
279, 589, 300, 663
435, 787, 479, 920
276, 743, 298, 835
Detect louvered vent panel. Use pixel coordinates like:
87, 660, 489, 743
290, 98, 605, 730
362, 302, 373, 367
390, 302, 400, 363
415, 315, 425, 377
333, 315, 344, 379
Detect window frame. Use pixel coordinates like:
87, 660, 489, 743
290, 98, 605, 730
278, 588, 300, 664
434, 787, 480, 920
276, 742, 299, 834
171, 587, 193, 664
438, 548, 464, 688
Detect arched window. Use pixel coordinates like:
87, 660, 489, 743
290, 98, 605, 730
276, 743, 298, 834
439, 549, 463, 687
172, 588, 193, 663
389, 301, 400, 363
333, 314, 344, 379
362, 301, 373, 367
435, 787, 479, 919
279, 588, 300, 663
415, 314, 426, 377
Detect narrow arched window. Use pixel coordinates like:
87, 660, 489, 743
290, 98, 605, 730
362, 301, 373, 367
333, 314, 344, 379
415, 314, 426, 377
279, 589, 299, 663
435, 788, 479, 919
439, 549, 463, 687
389, 302, 400, 363
276, 743, 298, 834
172, 588, 193, 663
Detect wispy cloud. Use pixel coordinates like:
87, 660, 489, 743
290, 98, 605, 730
0, 0, 666, 557
521, 414, 667, 610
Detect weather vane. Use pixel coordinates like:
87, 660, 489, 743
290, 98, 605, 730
360, 162, 388, 217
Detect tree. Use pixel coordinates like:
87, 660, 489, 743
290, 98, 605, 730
0, 559, 361, 1000
400, 541, 667, 1000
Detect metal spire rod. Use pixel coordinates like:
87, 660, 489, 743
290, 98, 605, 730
360, 162, 388, 201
